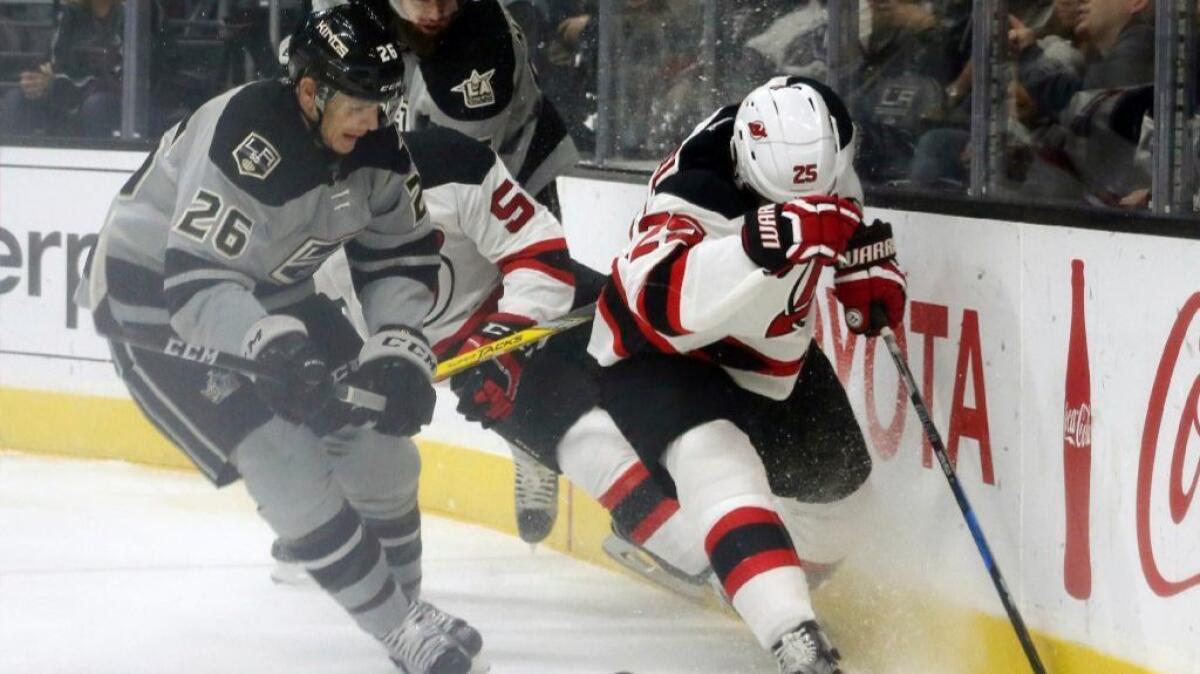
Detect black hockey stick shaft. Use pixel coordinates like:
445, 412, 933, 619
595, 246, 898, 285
879, 326, 1047, 674
104, 330, 387, 413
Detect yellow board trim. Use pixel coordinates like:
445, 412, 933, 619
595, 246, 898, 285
0, 386, 1159, 673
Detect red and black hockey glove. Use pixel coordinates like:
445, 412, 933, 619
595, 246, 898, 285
741, 195, 863, 275
834, 219, 907, 336
449, 314, 535, 427
347, 326, 437, 437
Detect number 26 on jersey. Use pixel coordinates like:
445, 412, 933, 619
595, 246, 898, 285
173, 189, 254, 259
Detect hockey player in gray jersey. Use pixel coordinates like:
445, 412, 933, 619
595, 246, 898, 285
297, 0, 582, 541
79, 5, 481, 673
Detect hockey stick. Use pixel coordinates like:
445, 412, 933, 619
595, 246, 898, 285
103, 304, 599, 410
104, 329, 388, 413
879, 324, 1047, 674
432, 303, 596, 382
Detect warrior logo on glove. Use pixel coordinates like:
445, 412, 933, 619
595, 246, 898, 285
833, 219, 907, 336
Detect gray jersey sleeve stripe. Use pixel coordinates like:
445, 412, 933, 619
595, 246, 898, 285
163, 267, 256, 291
345, 236, 440, 262
351, 265, 438, 295
351, 255, 442, 273
164, 278, 243, 316
164, 249, 257, 286
349, 225, 437, 250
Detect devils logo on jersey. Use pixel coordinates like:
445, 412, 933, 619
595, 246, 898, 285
765, 263, 822, 337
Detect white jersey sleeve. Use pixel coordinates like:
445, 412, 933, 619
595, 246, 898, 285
456, 152, 574, 323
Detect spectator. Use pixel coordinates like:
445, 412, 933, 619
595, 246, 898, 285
0, 0, 123, 138
1014, 0, 1154, 204
849, 0, 971, 185
539, 0, 599, 152
908, 0, 1089, 191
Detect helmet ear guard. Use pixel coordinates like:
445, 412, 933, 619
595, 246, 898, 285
731, 78, 856, 203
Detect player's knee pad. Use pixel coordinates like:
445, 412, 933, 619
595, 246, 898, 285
556, 408, 640, 499
663, 419, 775, 528
233, 419, 344, 538
326, 428, 421, 520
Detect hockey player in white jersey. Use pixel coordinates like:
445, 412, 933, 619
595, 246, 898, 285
587, 77, 908, 673
79, 5, 481, 673
301, 125, 712, 584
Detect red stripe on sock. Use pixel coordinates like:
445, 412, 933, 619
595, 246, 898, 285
598, 463, 650, 510
704, 507, 785, 556
630, 499, 680, 545
722, 549, 803, 599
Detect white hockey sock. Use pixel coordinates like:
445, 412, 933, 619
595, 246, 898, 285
664, 419, 815, 647
557, 409, 708, 576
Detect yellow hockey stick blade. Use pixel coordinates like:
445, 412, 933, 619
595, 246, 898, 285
433, 303, 596, 382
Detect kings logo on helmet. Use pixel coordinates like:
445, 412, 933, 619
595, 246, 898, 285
317, 19, 350, 58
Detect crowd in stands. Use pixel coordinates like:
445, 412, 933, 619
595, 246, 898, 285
0, 0, 1175, 210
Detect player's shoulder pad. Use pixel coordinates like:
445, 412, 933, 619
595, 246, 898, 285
403, 127, 497, 189
655, 169, 751, 221
339, 126, 415, 177
418, 0, 517, 121
208, 80, 330, 207
676, 104, 738, 176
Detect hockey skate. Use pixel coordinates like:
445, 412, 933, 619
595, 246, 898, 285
771, 620, 842, 674
410, 599, 483, 657
601, 525, 711, 602
268, 538, 311, 586
511, 446, 558, 544
382, 601, 474, 674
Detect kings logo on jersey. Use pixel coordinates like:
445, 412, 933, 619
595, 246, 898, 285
451, 69, 497, 109
270, 235, 353, 284
234, 132, 282, 180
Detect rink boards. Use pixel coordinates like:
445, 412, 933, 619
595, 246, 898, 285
2, 145, 1198, 673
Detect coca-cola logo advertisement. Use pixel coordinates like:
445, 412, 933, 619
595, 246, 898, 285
1137, 291, 1200, 597
1063, 259, 1093, 600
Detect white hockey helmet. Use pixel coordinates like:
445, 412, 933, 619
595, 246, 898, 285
731, 76, 856, 202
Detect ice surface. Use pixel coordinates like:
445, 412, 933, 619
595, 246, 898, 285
0, 453, 773, 674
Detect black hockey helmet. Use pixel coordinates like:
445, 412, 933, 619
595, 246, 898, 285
287, 3, 406, 113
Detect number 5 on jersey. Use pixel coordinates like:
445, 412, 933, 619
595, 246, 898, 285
173, 189, 254, 258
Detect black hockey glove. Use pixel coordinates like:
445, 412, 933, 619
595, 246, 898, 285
449, 314, 535, 427
349, 326, 437, 437
242, 315, 333, 425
